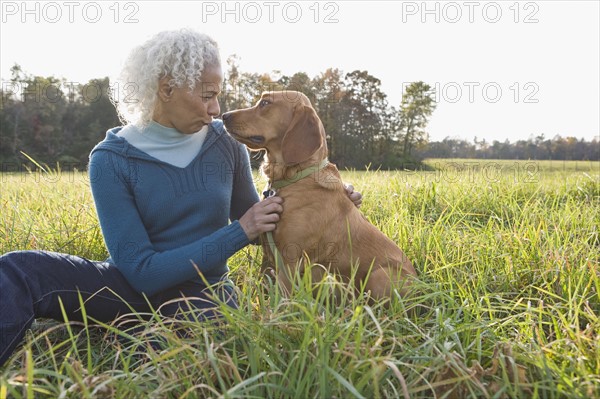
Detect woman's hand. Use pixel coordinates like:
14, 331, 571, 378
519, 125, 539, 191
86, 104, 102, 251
344, 184, 363, 208
239, 196, 284, 241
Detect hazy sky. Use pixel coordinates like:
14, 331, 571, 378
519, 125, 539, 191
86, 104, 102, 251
1, 0, 598, 143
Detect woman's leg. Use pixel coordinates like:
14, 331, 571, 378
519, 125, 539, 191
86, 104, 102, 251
155, 280, 238, 329
0, 250, 151, 366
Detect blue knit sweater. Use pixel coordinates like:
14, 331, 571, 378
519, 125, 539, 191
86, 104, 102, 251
88, 120, 259, 295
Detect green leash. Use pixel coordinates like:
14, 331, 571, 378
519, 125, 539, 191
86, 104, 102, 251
263, 158, 329, 269
269, 158, 330, 190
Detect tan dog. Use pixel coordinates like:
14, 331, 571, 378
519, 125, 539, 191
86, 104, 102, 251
223, 91, 417, 300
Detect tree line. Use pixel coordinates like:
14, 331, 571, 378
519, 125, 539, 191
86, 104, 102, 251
1, 61, 597, 172
1, 65, 121, 171
0, 60, 435, 170
418, 135, 599, 161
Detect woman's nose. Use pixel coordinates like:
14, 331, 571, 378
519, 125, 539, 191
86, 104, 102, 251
207, 98, 220, 117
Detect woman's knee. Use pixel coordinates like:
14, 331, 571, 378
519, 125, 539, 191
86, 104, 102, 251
1, 250, 64, 278
157, 282, 238, 321
0, 250, 43, 288
1, 250, 41, 268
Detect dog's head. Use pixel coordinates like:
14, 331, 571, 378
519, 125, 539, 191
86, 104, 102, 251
222, 91, 327, 166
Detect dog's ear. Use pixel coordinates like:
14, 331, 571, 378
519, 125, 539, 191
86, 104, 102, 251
281, 105, 324, 165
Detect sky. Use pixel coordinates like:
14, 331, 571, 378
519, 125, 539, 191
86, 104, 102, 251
1, 0, 599, 143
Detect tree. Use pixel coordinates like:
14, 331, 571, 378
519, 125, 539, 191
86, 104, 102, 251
339, 70, 389, 167
219, 55, 276, 113
278, 72, 315, 104
0, 67, 22, 161
68, 77, 121, 163
312, 68, 346, 164
398, 82, 436, 159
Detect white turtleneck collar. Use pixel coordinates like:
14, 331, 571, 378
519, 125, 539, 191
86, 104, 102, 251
117, 121, 209, 168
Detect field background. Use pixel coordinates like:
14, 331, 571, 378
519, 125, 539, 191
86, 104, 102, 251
1, 159, 599, 398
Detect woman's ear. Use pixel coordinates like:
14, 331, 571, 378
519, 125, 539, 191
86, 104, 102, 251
157, 76, 173, 102
281, 105, 324, 165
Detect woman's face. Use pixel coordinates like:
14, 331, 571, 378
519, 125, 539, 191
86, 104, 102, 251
154, 65, 223, 134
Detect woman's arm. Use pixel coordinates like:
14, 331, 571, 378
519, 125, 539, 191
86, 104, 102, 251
89, 150, 250, 296
229, 141, 260, 221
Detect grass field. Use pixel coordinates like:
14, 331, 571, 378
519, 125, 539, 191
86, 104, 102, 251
1, 159, 599, 398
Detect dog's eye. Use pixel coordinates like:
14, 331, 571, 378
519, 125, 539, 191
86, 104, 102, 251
259, 99, 270, 107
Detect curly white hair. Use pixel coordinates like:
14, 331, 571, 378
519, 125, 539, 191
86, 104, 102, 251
111, 29, 221, 126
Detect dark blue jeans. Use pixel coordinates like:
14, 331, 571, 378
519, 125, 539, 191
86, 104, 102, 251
0, 250, 237, 366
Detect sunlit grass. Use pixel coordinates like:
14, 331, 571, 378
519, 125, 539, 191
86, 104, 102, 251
1, 159, 599, 398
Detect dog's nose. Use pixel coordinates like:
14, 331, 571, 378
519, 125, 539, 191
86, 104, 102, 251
222, 112, 231, 122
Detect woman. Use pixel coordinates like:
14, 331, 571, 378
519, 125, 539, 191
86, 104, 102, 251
0, 29, 361, 366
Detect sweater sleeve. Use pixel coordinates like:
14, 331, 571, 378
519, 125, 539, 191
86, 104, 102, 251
230, 142, 260, 221
88, 150, 251, 296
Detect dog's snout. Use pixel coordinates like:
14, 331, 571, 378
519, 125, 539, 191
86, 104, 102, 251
222, 112, 232, 122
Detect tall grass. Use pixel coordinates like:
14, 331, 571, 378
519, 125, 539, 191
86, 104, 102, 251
1, 159, 599, 398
